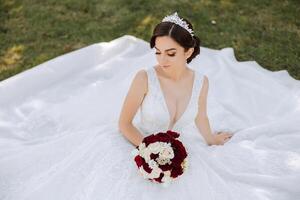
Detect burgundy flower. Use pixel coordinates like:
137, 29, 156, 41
153, 173, 164, 183
143, 134, 156, 146
134, 156, 144, 167
172, 140, 187, 158
150, 153, 159, 160
166, 130, 180, 138
142, 162, 152, 173
171, 155, 182, 166
160, 163, 173, 171
171, 167, 184, 178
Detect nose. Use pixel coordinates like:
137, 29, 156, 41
159, 54, 169, 65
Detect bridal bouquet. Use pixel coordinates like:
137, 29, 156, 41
132, 130, 188, 187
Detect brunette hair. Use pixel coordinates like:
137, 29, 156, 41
150, 17, 200, 63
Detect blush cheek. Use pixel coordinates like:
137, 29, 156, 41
177, 55, 187, 64
171, 56, 181, 65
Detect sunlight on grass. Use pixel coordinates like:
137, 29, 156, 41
220, 0, 233, 8
135, 15, 156, 34
141, 15, 154, 26
8, 5, 22, 15
2, 0, 14, 7
0, 45, 24, 72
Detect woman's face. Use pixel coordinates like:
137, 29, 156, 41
154, 36, 193, 69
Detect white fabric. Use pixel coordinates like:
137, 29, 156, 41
138, 67, 205, 134
0, 35, 299, 200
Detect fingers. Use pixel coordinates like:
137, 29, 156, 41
215, 131, 234, 145
223, 133, 233, 143
225, 132, 233, 137
220, 132, 233, 138
217, 131, 233, 135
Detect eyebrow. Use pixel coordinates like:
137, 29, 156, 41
154, 47, 177, 51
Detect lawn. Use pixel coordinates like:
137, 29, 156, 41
0, 0, 299, 81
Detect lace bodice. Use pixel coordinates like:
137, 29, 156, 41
137, 66, 204, 136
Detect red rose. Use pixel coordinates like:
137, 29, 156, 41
171, 166, 183, 178
153, 173, 164, 183
172, 140, 187, 158
171, 154, 182, 166
134, 156, 144, 167
156, 133, 170, 143
142, 162, 152, 173
160, 163, 172, 171
166, 130, 180, 138
150, 153, 159, 160
143, 134, 156, 146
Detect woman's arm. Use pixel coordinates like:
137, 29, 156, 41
194, 75, 232, 145
118, 70, 147, 147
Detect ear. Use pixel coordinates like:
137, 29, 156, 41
185, 48, 194, 60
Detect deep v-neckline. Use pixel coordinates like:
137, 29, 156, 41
152, 66, 196, 130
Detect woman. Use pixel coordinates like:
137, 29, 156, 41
0, 12, 299, 200
119, 12, 233, 147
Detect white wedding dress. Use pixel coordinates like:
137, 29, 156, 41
0, 35, 299, 200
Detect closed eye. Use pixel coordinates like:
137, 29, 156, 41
155, 52, 176, 57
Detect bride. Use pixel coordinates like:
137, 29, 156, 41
119, 12, 232, 147
0, 12, 299, 200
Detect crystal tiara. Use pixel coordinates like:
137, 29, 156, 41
162, 12, 194, 37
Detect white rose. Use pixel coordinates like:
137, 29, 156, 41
160, 142, 171, 149
143, 150, 152, 162
138, 143, 146, 151
162, 171, 173, 187
139, 164, 162, 180
147, 142, 161, 154
148, 167, 162, 179
139, 146, 152, 162
159, 147, 174, 159
148, 160, 158, 169
156, 157, 170, 165
181, 158, 189, 171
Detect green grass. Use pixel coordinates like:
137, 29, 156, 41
0, 0, 299, 81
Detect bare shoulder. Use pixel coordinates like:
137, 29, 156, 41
125, 69, 148, 101
131, 69, 148, 94
134, 69, 148, 81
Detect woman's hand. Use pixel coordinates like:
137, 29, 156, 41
209, 131, 233, 145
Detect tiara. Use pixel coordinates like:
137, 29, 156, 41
162, 12, 194, 36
